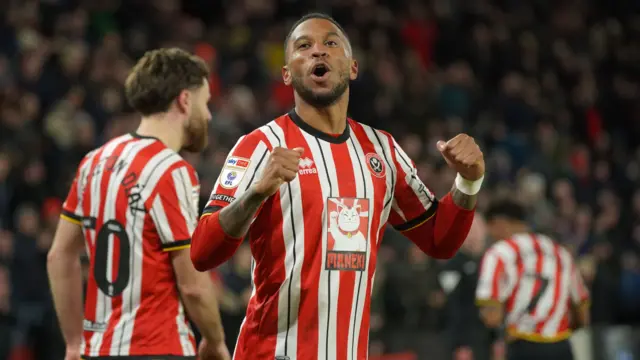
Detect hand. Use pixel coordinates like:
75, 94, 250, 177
64, 347, 82, 360
437, 134, 485, 181
253, 146, 304, 196
453, 346, 474, 360
198, 338, 231, 360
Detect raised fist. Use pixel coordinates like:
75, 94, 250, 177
437, 134, 485, 181
253, 146, 304, 197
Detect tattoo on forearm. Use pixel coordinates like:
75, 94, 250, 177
451, 184, 477, 210
218, 188, 266, 238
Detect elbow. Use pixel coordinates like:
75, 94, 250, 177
178, 282, 207, 302
190, 237, 212, 272
429, 248, 458, 260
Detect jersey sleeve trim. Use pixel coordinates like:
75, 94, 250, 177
201, 205, 223, 217
393, 199, 439, 232
475, 298, 502, 306
161, 239, 191, 251
60, 210, 82, 225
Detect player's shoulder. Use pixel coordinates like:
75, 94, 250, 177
347, 118, 396, 142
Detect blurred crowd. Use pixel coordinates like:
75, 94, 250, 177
0, 0, 639, 359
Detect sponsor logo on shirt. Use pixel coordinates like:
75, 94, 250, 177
325, 197, 369, 271
219, 156, 251, 189
298, 157, 317, 175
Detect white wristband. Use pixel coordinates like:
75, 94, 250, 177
455, 173, 484, 195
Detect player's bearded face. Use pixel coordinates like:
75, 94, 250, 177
182, 87, 211, 152
290, 64, 350, 108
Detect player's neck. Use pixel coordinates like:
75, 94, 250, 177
136, 114, 184, 152
295, 95, 348, 135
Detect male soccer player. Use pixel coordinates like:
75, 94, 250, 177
476, 200, 590, 360
47, 48, 230, 360
191, 13, 484, 360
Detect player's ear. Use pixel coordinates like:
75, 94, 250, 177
176, 89, 191, 114
350, 59, 358, 81
282, 65, 292, 86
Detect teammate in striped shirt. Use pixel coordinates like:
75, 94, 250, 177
190, 13, 486, 360
476, 200, 590, 360
47, 48, 230, 360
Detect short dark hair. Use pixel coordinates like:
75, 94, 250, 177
485, 199, 528, 223
125, 48, 209, 116
284, 12, 350, 56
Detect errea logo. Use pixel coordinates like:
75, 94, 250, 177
298, 157, 317, 175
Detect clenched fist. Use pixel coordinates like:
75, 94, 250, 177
437, 134, 485, 181
253, 146, 304, 196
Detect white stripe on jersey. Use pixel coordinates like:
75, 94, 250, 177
345, 134, 375, 360
360, 126, 395, 234
542, 247, 571, 336
103, 139, 156, 355
173, 166, 197, 236
391, 137, 435, 213
88, 134, 134, 356
264, 121, 306, 359
318, 138, 340, 359
507, 234, 536, 329
115, 148, 184, 355
298, 129, 332, 360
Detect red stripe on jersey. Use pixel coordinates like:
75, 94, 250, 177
81, 146, 107, 354
383, 133, 426, 225
350, 121, 387, 358
536, 241, 563, 334
492, 258, 505, 299
286, 123, 321, 359
96, 138, 141, 354
504, 238, 522, 315
330, 141, 358, 360
528, 234, 544, 317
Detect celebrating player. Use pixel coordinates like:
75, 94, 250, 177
191, 13, 484, 360
47, 48, 230, 360
476, 200, 590, 360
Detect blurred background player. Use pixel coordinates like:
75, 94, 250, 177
190, 12, 484, 360
46, 48, 230, 360
475, 200, 590, 360
439, 213, 502, 360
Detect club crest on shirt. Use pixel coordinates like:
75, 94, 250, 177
326, 197, 369, 271
219, 156, 250, 189
366, 153, 386, 178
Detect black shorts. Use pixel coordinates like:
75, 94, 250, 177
507, 339, 573, 360
81, 356, 196, 360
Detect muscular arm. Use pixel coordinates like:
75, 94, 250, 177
191, 187, 267, 271
47, 218, 85, 351
218, 187, 267, 238
450, 183, 477, 210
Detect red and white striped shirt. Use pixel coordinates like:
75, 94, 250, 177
475, 232, 590, 342
61, 133, 199, 358
202, 111, 437, 360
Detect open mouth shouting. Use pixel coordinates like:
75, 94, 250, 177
310, 62, 331, 82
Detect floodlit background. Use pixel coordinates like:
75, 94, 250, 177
0, 0, 639, 359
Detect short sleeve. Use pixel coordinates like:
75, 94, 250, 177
476, 248, 507, 305
387, 137, 438, 231
149, 163, 200, 251
202, 132, 271, 217
569, 261, 590, 305
61, 154, 93, 225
